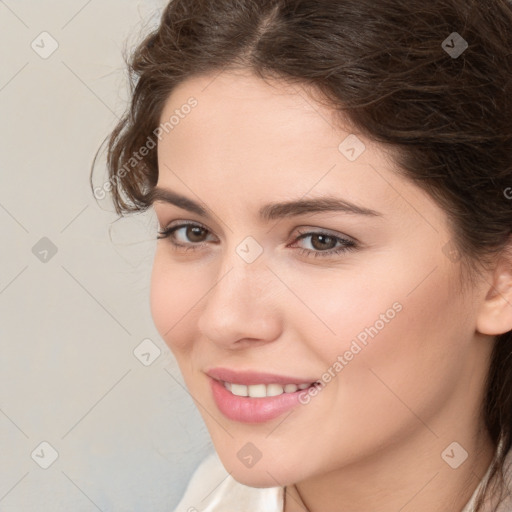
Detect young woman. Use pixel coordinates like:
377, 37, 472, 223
93, 0, 512, 510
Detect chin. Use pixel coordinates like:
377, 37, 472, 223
226, 465, 287, 488
214, 448, 302, 488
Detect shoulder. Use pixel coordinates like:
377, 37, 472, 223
172, 451, 284, 512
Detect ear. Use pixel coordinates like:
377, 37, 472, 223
476, 239, 512, 336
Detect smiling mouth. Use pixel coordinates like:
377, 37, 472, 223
209, 373, 322, 422
220, 380, 320, 398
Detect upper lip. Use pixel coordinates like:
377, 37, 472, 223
206, 367, 318, 386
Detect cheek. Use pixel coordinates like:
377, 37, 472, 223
290, 254, 470, 405
149, 251, 203, 353
326, 262, 470, 425
290, 250, 465, 364
275, 263, 472, 473
279, 260, 407, 361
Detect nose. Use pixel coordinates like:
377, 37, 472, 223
196, 254, 283, 349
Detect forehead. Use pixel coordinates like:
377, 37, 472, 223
158, 70, 341, 159
155, 70, 450, 237
158, 70, 377, 184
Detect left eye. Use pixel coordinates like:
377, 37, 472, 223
157, 223, 357, 258
290, 230, 357, 258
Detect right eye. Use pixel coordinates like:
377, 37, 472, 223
157, 222, 217, 252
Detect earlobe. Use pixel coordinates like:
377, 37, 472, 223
476, 243, 512, 336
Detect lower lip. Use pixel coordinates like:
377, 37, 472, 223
210, 378, 307, 423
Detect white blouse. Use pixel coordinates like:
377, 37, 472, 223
172, 444, 512, 512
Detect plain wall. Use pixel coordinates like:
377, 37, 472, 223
0, 1, 213, 510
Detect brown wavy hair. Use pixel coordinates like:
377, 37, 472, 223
92, 0, 512, 509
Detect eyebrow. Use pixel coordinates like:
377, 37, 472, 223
148, 187, 382, 221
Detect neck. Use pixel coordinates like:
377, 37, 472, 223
284, 428, 496, 512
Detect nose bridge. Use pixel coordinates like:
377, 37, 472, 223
213, 234, 271, 301
207, 246, 269, 315
196, 242, 281, 345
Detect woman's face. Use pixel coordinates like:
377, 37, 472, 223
150, 70, 491, 486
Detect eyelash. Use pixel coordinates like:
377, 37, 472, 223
157, 222, 357, 258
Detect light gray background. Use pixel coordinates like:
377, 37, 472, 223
0, 1, 213, 510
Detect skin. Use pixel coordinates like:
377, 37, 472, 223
149, 69, 511, 512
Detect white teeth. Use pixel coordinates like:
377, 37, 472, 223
266, 383, 285, 396
223, 381, 312, 397
230, 383, 248, 397
248, 384, 267, 397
